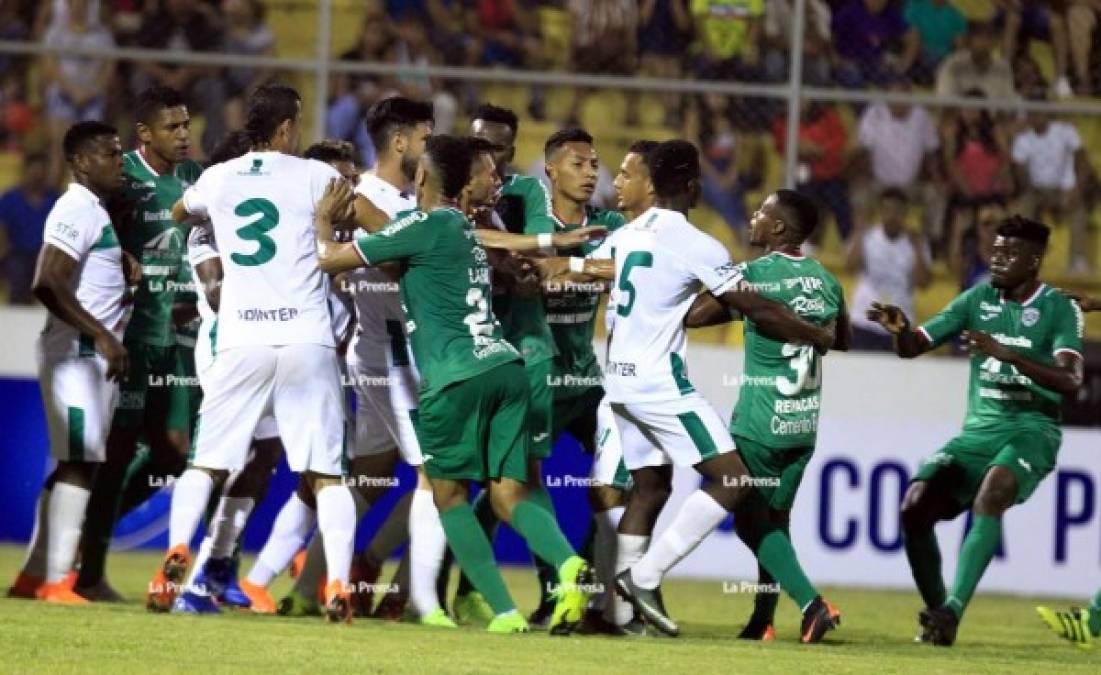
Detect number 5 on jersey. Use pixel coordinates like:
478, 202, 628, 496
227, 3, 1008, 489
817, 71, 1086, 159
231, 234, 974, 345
617, 251, 653, 317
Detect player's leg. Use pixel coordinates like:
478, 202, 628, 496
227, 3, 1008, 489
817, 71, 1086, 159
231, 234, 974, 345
900, 479, 963, 611
731, 496, 783, 640
267, 478, 323, 617
585, 399, 632, 631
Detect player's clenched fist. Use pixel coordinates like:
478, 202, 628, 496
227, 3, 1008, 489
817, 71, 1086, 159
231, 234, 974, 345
318, 178, 356, 225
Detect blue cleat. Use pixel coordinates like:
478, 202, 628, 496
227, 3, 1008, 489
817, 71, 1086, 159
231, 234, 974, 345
172, 588, 221, 614
218, 558, 251, 609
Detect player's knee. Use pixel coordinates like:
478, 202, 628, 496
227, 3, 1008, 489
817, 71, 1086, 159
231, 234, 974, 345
900, 482, 933, 532
432, 481, 469, 513
587, 484, 625, 512
974, 469, 1018, 515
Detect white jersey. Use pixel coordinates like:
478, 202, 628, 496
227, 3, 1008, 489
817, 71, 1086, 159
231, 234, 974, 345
350, 171, 416, 364
599, 207, 743, 403
181, 151, 340, 350
39, 182, 127, 355
186, 222, 220, 364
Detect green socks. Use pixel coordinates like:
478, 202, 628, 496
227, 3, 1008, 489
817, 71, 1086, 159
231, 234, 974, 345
904, 530, 947, 609
946, 515, 1002, 618
757, 530, 818, 610
509, 497, 574, 571
525, 486, 559, 604
455, 490, 500, 596
1089, 588, 1101, 637
439, 504, 515, 615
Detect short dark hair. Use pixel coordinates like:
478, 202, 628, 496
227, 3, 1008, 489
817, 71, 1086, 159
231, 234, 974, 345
63, 121, 118, 161
135, 86, 187, 126
207, 131, 253, 166
365, 97, 434, 152
649, 140, 700, 199
880, 187, 908, 203
627, 139, 659, 157
304, 139, 357, 165
424, 135, 474, 200
471, 103, 519, 136
544, 127, 594, 161
773, 189, 820, 241
996, 215, 1050, 249
466, 136, 496, 156
244, 84, 301, 145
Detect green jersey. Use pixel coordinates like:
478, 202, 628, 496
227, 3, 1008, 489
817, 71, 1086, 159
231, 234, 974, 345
730, 252, 844, 448
546, 204, 626, 397
119, 150, 203, 346
172, 250, 199, 350
919, 282, 1084, 431
491, 173, 558, 366
354, 207, 521, 399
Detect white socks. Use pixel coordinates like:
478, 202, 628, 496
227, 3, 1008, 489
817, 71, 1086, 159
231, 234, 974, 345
168, 469, 214, 549
631, 490, 727, 590
365, 489, 412, 565
185, 536, 214, 588
20, 488, 51, 578
46, 483, 90, 583
209, 497, 255, 559
593, 506, 625, 622
248, 492, 316, 587
408, 487, 447, 617
316, 485, 356, 587
615, 533, 650, 624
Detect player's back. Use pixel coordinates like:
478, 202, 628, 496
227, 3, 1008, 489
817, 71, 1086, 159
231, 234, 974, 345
182, 151, 339, 351
731, 252, 844, 447
605, 206, 741, 403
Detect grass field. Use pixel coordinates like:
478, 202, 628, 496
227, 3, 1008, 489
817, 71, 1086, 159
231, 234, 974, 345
0, 545, 1095, 674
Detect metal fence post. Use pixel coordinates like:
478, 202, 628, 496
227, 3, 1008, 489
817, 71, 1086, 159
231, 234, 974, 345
783, 0, 808, 189
313, 0, 333, 142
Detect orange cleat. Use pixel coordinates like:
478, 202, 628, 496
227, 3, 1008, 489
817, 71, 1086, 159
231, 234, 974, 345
7, 572, 44, 599
762, 624, 777, 642
324, 580, 352, 624
289, 548, 307, 579
37, 581, 89, 605
349, 554, 380, 617
146, 544, 190, 613
240, 580, 277, 614
63, 570, 78, 590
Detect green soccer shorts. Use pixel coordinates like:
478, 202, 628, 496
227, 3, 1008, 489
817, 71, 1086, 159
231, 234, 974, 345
112, 342, 193, 434
526, 358, 554, 460
418, 362, 531, 483
733, 434, 814, 511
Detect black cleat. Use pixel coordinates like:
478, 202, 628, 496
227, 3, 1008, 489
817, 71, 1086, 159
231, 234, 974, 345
800, 596, 841, 644
739, 618, 777, 641
527, 599, 555, 630
614, 569, 679, 637
918, 606, 959, 647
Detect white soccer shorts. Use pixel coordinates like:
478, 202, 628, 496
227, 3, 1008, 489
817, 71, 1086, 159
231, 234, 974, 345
195, 335, 280, 442
37, 345, 119, 463
345, 341, 423, 466
591, 398, 629, 488
192, 344, 345, 474
611, 393, 734, 470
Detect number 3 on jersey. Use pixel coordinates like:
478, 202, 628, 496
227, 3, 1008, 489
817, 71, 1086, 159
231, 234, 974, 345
617, 251, 653, 317
230, 198, 279, 266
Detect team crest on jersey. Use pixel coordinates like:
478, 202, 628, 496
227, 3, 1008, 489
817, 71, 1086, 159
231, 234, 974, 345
238, 158, 269, 176
1021, 308, 1040, 327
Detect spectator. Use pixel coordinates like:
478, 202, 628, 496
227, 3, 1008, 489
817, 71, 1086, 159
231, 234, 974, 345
391, 14, 458, 133
761, 0, 832, 85
996, 1, 1073, 98
935, 21, 1016, 99
0, 0, 29, 78
854, 76, 944, 239
467, 0, 546, 120
689, 0, 765, 81
388, 1, 472, 67
1066, 1, 1101, 95
0, 72, 35, 150
327, 6, 397, 168
566, 0, 639, 126
948, 200, 1005, 290
1011, 97, 1092, 273
685, 93, 760, 244
772, 100, 853, 244
903, 0, 967, 84
0, 153, 58, 304
638, 0, 692, 126
220, 0, 275, 132
1012, 50, 1048, 97
42, 0, 116, 184
847, 188, 932, 351
132, 0, 227, 155
831, 0, 919, 88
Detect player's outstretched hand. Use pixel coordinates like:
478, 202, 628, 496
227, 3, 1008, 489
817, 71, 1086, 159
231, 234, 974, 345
96, 331, 129, 382
1056, 288, 1101, 312
553, 226, 608, 249
963, 330, 1011, 361
866, 302, 909, 335
318, 178, 356, 225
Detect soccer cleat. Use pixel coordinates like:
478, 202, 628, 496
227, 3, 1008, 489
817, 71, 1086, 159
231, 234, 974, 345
800, 596, 841, 644
739, 619, 776, 642
1037, 606, 1093, 650
349, 554, 380, 617
36, 581, 90, 605
371, 590, 408, 621
216, 558, 251, 609
487, 611, 530, 634
527, 599, 555, 630
615, 569, 679, 637
453, 591, 495, 626
147, 544, 190, 613
74, 577, 124, 603
239, 580, 276, 614
549, 557, 595, 636
577, 608, 646, 636
277, 589, 322, 617
918, 606, 959, 647
289, 547, 307, 579
7, 572, 44, 599
419, 607, 458, 628
324, 580, 352, 624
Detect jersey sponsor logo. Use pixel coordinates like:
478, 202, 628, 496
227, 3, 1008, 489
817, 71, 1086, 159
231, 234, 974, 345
145, 228, 183, 254
471, 337, 516, 360
1022, 307, 1041, 327
784, 276, 825, 293
773, 394, 820, 414
791, 295, 826, 315
771, 412, 818, 435
606, 361, 637, 376
51, 221, 80, 242
381, 210, 428, 236
237, 307, 300, 322
992, 333, 1033, 348
143, 209, 173, 223
979, 386, 1034, 401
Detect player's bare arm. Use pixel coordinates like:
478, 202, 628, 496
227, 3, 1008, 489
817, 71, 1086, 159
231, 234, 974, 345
866, 302, 929, 358
963, 329, 1084, 396
719, 287, 834, 353
833, 302, 852, 352
684, 291, 734, 328
33, 244, 128, 380
1057, 289, 1101, 312
476, 225, 608, 253
194, 257, 223, 313
352, 193, 390, 233
531, 256, 613, 289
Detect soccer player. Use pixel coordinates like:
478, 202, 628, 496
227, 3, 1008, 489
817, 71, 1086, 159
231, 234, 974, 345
7, 121, 128, 604
604, 141, 834, 638
160, 84, 360, 623
76, 86, 203, 600
314, 134, 598, 635
866, 216, 1084, 646
685, 189, 850, 643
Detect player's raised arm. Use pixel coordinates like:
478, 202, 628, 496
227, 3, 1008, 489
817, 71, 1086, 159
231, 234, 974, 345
719, 286, 834, 354
315, 179, 364, 274
475, 225, 608, 253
